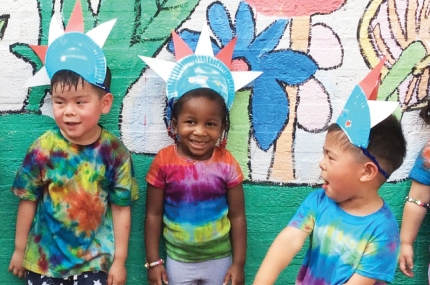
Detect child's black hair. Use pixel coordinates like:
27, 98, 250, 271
50, 67, 112, 98
168, 88, 230, 147
328, 114, 406, 177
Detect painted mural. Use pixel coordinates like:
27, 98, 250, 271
1, 0, 429, 186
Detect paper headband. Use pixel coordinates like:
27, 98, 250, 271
25, 0, 116, 90
336, 57, 398, 149
138, 25, 262, 110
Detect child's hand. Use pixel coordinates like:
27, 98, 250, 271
147, 265, 168, 285
107, 260, 127, 285
8, 249, 26, 278
223, 263, 245, 285
399, 243, 414, 277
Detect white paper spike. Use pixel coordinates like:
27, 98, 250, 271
48, 15, 65, 45
25, 67, 50, 87
368, 101, 399, 127
232, 71, 263, 91
195, 24, 214, 57
138, 55, 176, 82
86, 19, 117, 48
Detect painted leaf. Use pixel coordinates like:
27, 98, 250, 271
251, 76, 288, 151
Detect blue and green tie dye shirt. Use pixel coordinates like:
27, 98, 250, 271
146, 145, 244, 262
289, 189, 399, 285
11, 126, 138, 278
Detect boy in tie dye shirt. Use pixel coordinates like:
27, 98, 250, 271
253, 115, 406, 285
8, 69, 138, 285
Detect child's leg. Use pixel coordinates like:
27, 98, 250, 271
166, 256, 231, 285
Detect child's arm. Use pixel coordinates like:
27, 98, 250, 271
399, 180, 430, 277
108, 204, 131, 285
253, 226, 308, 285
145, 183, 168, 285
224, 183, 247, 285
9, 200, 37, 278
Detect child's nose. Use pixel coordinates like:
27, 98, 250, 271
64, 104, 76, 116
193, 124, 206, 135
318, 158, 325, 170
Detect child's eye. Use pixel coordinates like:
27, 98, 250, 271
185, 120, 195, 125
207, 122, 217, 127
54, 101, 64, 105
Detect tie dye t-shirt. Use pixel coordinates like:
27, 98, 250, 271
288, 189, 399, 285
409, 141, 430, 185
146, 145, 243, 262
11, 126, 138, 278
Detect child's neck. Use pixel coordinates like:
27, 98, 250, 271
338, 191, 383, 216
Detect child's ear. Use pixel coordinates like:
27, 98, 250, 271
360, 161, 379, 182
101, 93, 113, 114
171, 118, 178, 133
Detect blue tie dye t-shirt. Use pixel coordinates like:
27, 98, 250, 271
288, 189, 399, 285
146, 145, 244, 262
11, 126, 138, 278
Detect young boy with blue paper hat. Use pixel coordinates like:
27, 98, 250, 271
8, 1, 138, 284
253, 58, 407, 285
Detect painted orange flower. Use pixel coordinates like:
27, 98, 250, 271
64, 190, 105, 236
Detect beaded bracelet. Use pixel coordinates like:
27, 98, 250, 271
144, 259, 164, 269
405, 196, 430, 209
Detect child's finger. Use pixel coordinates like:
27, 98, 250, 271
107, 273, 114, 285
223, 273, 231, 285
162, 270, 169, 284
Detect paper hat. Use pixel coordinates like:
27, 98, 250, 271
336, 57, 398, 149
25, 0, 116, 90
138, 25, 262, 110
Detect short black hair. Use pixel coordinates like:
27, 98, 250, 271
168, 88, 230, 144
50, 67, 112, 98
328, 114, 406, 177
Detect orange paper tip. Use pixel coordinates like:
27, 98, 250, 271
172, 31, 193, 61
30, 45, 48, 63
65, 0, 84, 33
215, 37, 237, 69
359, 56, 386, 100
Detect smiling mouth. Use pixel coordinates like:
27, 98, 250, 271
65, 122, 80, 126
190, 140, 208, 147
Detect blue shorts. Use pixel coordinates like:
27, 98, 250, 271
26, 270, 107, 285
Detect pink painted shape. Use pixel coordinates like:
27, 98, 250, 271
65, 0, 84, 33
245, 0, 346, 17
172, 31, 193, 61
215, 37, 237, 69
308, 24, 342, 69
30, 45, 48, 64
297, 78, 331, 132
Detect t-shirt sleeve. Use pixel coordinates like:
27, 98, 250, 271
110, 152, 138, 206
225, 150, 244, 189
355, 220, 400, 283
288, 190, 319, 233
11, 141, 45, 201
145, 151, 166, 189
409, 141, 430, 185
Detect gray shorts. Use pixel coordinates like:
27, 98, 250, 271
166, 256, 232, 285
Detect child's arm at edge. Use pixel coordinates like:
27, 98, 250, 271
224, 183, 247, 285
9, 200, 37, 278
145, 183, 168, 285
108, 204, 131, 285
399, 180, 430, 277
252, 226, 309, 285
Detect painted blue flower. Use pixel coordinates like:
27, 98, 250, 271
167, 1, 318, 151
